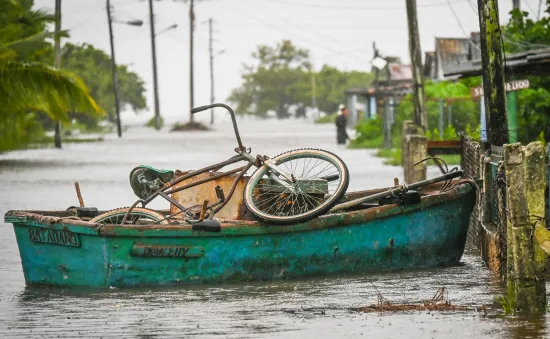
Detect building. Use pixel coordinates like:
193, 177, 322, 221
344, 60, 413, 127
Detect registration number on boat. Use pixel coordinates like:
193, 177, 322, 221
28, 228, 80, 247
131, 244, 204, 258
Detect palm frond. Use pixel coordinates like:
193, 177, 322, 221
0, 62, 105, 121
0, 30, 69, 55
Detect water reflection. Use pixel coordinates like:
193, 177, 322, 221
504, 313, 548, 339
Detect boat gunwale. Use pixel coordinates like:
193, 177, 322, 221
5, 181, 476, 237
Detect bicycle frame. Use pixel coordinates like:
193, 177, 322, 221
120, 103, 296, 225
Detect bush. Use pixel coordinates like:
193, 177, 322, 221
348, 117, 384, 148
145, 116, 164, 129
444, 125, 459, 140
465, 124, 482, 141
170, 121, 210, 132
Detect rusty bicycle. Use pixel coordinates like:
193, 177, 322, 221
90, 103, 349, 226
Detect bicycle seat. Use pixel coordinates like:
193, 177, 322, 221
129, 165, 175, 199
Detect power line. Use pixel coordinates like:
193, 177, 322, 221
234, 2, 371, 64
523, 0, 538, 17
446, 0, 481, 51
67, 7, 106, 31
264, 0, 467, 10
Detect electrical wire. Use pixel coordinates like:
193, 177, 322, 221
523, 0, 539, 18
263, 0, 468, 11
446, 0, 481, 51
233, 1, 371, 64
67, 7, 106, 31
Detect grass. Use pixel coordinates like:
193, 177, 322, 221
375, 148, 461, 167
32, 135, 104, 145
63, 122, 114, 135
314, 113, 336, 124
376, 148, 402, 166
348, 135, 384, 149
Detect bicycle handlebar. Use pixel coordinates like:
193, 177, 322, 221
191, 103, 245, 151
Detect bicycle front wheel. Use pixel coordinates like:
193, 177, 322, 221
244, 148, 349, 225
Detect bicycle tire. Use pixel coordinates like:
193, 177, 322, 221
89, 207, 169, 225
243, 148, 349, 225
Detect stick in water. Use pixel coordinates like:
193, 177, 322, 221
74, 182, 85, 207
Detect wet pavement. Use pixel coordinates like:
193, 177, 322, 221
0, 119, 548, 338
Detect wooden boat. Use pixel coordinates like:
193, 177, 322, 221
4, 179, 476, 288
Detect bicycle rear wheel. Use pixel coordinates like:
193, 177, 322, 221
89, 207, 169, 225
243, 148, 349, 225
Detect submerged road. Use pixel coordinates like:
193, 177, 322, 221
0, 119, 548, 338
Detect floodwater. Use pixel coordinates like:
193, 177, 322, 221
0, 119, 548, 338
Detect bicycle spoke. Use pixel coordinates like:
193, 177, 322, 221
250, 154, 344, 218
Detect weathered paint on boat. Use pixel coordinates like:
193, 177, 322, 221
5, 183, 475, 288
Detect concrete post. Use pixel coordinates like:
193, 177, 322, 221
402, 121, 427, 184
504, 142, 547, 312
480, 154, 503, 276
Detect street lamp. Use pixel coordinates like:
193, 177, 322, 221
156, 23, 178, 36
106, 1, 143, 137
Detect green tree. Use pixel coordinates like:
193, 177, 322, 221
315, 65, 374, 114
0, 0, 103, 151
228, 40, 310, 118
502, 4, 550, 142
228, 40, 374, 119
394, 79, 479, 141
59, 43, 147, 123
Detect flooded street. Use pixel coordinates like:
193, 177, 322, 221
0, 119, 548, 338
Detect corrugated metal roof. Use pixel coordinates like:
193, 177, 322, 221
436, 38, 472, 78
443, 47, 550, 78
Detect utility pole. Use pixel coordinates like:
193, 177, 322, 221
405, 0, 427, 132
208, 17, 214, 124
106, 0, 122, 137
477, 0, 508, 146
54, 0, 62, 149
148, 0, 161, 130
189, 0, 195, 122
512, 0, 520, 10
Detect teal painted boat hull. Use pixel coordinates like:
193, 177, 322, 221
5, 183, 475, 288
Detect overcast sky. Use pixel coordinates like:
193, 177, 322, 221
33, 0, 544, 124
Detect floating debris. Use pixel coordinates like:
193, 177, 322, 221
351, 287, 481, 313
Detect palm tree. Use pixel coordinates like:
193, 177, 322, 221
0, 0, 104, 150
0, 60, 103, 121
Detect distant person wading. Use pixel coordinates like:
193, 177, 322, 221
335, 105, 350, 145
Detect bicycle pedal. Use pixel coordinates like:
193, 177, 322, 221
191, 219, 221, 233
